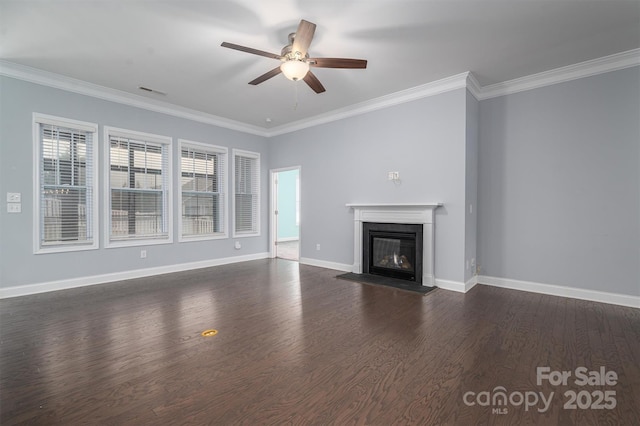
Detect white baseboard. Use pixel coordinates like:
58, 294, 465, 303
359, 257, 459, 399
299, 257, 352, 273
478, 275, 640, 308
0, 252, 270, 299
465, 276, 479, 292
6, 257, 636, 309
435, 278, 469, 293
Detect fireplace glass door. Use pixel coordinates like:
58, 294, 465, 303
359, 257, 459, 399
363, 222, 423, 283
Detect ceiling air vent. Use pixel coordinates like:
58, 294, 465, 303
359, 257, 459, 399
138, 86, 167, 96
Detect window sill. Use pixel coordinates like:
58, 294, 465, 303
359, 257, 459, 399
105, 237, 173, 249
179, 233, 228, 243
232, 232, 261, 239
35, 243, 99, 255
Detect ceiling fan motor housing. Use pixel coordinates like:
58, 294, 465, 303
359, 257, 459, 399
281, 40, 308, 62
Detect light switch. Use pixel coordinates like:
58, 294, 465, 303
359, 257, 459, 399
7, 193, 21, 203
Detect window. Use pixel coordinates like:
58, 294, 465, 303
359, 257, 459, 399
34, 114, 98, 253
179, 140, 227, 240
105, 127, 172, 246
232, 149, 260, 237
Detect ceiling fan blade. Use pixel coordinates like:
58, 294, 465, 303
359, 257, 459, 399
303, 71, 326, 94
291, 19, 316, 57
221, 42, 282, 60
310, 58, 368, 69
248, 67, 283, 85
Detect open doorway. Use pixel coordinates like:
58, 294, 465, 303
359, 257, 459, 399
270, 167, 300, 261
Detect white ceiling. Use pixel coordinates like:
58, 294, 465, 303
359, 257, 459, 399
1, 0, 639, 131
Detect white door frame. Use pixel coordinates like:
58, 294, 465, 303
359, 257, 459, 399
269, 166, 301, 259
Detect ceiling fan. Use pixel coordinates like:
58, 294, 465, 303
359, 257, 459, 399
221, 19, 367, 94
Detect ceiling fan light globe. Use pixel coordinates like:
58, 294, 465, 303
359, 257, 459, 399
280, 60, 309, 81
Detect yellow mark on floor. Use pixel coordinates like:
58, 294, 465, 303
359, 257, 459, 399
201, 329, 218, 337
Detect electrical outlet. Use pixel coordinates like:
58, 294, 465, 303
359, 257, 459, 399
234, 241, 241, 250
140, 250, 147, 259
316, 244, 321, 251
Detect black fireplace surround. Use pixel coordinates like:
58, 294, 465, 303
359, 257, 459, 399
362, 222, 423, 284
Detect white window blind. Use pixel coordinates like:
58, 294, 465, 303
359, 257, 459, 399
108, 131, 170, 242
233, 150, 260, 236
180, 142, 226, 239
36, 117, 97, 252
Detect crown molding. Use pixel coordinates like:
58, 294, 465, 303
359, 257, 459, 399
0, 60, 269, 137
465, 72, 483, 100
2, 48, 639, 137
478, 48, 640, 100
266, 72, 470, 136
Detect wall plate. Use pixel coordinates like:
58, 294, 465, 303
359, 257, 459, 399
7, 193, 21, 203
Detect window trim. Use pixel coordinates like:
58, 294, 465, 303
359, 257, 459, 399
33, 113, 99, 254
178, 139, 228, 242
103, 126, 173, 248
232, 149, 261, 238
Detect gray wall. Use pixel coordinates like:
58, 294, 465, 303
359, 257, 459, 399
269, 89, 469, 283
477, 67, 640, 296
464, 90, 479, 283
0, 76, 269, 288
2, 65, 638, 297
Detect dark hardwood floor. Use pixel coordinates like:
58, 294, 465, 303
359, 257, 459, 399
1, 259, 639, 425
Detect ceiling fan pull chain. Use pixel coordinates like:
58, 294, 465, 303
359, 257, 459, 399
293, 81, 299, 110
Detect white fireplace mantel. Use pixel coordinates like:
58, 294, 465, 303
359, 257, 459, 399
346, 203, 442, 287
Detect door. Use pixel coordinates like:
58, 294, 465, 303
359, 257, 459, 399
270, 167, 300, 261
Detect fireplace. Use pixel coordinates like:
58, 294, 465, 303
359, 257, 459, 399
347, 203, 441, 287
363, 222, 423, 283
